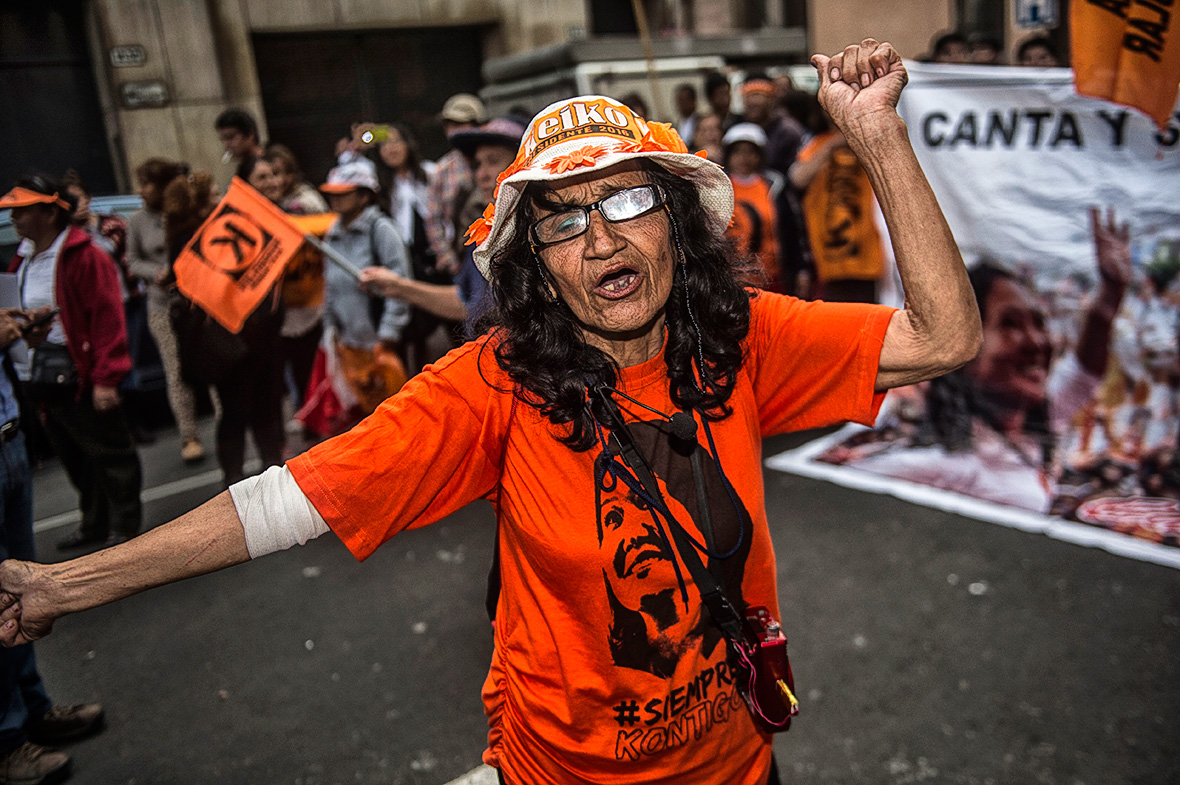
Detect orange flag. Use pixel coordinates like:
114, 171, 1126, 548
173, 177, 306, 332
1072, 0, 1180, 129
281, 213, 336, 310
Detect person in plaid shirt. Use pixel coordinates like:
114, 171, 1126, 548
424, 93, 485, 274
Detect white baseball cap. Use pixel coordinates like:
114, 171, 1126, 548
320, 159, 380, 194
722, 122, 768, 150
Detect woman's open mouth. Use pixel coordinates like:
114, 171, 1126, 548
1014, 356, 1049, 385
595, 267, 642, 299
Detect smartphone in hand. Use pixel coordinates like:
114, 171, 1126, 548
21, 308, 60, 336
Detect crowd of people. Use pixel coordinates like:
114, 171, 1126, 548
0, 70, 900, 554
0, 89, 550, 783
922, 29, 1064, 67
672, 70, 881, 301
0, 37, 986, 785
0, 30, 1070, 783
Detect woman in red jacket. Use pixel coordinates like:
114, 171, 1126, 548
1, 175, 143, 550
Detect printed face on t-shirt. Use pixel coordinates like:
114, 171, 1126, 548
596, 475, 705, 679
597, 482, 680, 614
593, 419, 753, 680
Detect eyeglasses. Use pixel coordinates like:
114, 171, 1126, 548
529, 185, 664, 246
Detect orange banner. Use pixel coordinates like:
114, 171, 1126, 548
1072, 0, 1180, 129
173, 177, 306, 332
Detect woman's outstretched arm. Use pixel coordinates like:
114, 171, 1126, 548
0, 491, 249, 646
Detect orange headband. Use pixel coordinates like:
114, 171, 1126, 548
0, 187, 70, 210
741, 81, 775, 97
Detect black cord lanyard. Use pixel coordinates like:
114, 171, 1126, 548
592, 389, 749, 644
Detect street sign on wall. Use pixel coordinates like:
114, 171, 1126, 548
109, 45, 146, 68
120, 80, 169, 109
1016, 0, 1058, 28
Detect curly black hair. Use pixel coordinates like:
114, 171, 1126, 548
478, 161, 757, 451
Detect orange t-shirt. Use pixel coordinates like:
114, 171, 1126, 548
798, 132, 884, 282
288, 292, 894, 784
727, 175, 780, 287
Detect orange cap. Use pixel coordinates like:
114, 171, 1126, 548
0, 187, 70, 210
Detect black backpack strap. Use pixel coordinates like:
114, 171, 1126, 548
368, 217, 387, 330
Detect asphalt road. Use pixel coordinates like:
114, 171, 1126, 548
25, 420, 1180, 785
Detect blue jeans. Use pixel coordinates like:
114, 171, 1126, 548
0, 432, 50, 755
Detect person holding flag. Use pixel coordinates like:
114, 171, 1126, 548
165, 170, 287, 486
242, 150, 330, 410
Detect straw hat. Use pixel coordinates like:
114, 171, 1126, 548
440, 93, 488, 125
465, 94, 733, 278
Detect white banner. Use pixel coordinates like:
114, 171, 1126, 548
769, 63, 1180, 568
898, 62, 1180, 274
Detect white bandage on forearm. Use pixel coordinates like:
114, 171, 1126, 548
229, 465, 330, 559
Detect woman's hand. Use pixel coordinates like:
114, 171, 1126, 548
811, 39, 907, 139
359, 266, 406, 298
0, 309, 23, 349
351, 122, 379, 151
93, 385, 121, 413
0, 559, 61, 646
22, 306, 54, 348
816, 40, 981, 391
1075, 207, 1133, 377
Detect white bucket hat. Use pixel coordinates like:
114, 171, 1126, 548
466, 94, 733, 278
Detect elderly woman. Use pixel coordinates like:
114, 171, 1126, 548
0, 42, 980, 784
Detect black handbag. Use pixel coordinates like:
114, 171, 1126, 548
28, 343, 79, 391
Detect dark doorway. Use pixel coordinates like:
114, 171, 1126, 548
253, 27, 486, 185
590, 0, 639, 35
0, 2, 117, 194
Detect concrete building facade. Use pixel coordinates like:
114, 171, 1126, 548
1, 0, 1067, 193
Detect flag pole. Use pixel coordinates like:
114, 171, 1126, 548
629, 0, 665, 121
303, 234, 362, 281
